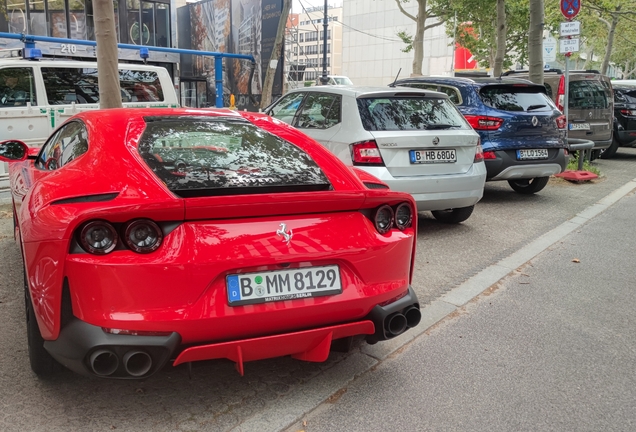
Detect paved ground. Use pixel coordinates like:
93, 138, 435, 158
0, 148, 635, 431
294, 178, 636, 432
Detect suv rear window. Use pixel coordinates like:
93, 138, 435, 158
479, 85, 554, 112
614, 88, 636, 104
42, 68, 164, 104
357, 96, 468, 131
137, 117, 331, 197
569, 80, 609, 109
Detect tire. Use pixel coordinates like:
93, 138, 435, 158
431, 205, 475, 224
508, 177, 550, 194
589, 149, 602, 161
24, 268, 58, 377
600, 137, 620, 159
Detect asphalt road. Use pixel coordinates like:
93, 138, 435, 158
0, 148, 635, 431
297, 172, 636, 432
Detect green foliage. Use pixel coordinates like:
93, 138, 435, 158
567, 152, 601, 176
397, 31, 414, 53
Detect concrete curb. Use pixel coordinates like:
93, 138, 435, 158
235, 177, 636, 432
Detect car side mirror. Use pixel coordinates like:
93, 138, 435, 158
0, 140, 29, 162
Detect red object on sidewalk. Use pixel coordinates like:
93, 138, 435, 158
555, 170, 599, 182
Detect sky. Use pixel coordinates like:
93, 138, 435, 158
292, 0, 342, 14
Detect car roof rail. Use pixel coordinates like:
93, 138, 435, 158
501, 68, 563, 76
570, 69, 601, 74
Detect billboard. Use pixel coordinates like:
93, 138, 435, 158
178, 0, 284, 110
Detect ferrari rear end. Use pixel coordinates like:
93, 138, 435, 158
33, 110, 421, 379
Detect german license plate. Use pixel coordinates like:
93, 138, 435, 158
226, 265, 342, 306
517, 149, 549, 160
409, 149, 457, 164
569, 123, 590, 130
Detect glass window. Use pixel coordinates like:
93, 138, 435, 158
70, 0, 88, 40
480, 85, 554, 112
0, 67, 38, 107
141, 1, 155, 46
43, 68, 164, 104
156, 3, 170, 47
137, 117, 331, 197
615, 88, 636, 104
294, 93, 341, 129
28, 0, 47, 36
48, 0, 68, 38
437, 86, 462, 105
7, 0, 28, 33
357, 96, 469, 131
569, 80, 609, 109
268, 92, 305, 124
36, 121, 89, 170
543, 83, 553, 99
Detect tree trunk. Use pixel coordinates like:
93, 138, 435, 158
493, 0, 506, 77
412, 0, 427, 76
583, 47, 594, 70
94, 0, 122, 109
527, 0, 544, 84
600, 10, 620, 75
260, 0, 291, 109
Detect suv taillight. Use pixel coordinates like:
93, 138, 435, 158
464, 115, 504, 130
351, 140, 384, 165
556, 115, 567, 129
556, 75, 565, 112
621, 109, 636, 116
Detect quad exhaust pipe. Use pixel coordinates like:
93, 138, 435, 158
89, 349, 119, 376
123, 350, 153, 377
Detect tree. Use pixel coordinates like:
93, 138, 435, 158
261, 0, 291, 109
528, 0, 544, 84
395, 0, 447, 76
494, 0, 507, 76
93, 0, 122, 109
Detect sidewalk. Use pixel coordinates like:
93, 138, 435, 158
296, 191, 636, 431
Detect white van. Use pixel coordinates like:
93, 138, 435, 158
0, 57, 179, 147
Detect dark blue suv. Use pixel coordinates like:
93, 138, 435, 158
394, 77, 567, 194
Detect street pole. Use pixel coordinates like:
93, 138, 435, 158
320, 0, 328, 84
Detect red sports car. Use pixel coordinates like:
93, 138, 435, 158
0, 108, 420, 379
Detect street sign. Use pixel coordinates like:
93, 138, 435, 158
560, 0, 581, 19
560, 37, 580, 53
560, 21, 581, 37
544, 35, 557, 62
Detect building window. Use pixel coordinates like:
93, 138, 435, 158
126, 0, 171, 46
300, 33, 304, 42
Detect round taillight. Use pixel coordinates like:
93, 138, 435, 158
374, 205, 394, 234
80, 221, 118, 255
394, 203, 413, 230
123, 219, 163, 253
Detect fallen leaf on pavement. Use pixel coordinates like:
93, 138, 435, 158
572, 258, 580, 263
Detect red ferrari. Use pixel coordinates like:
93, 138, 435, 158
0, 108, 420, 379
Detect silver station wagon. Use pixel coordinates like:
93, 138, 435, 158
266, 86, 487, 223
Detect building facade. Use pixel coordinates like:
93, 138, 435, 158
0, 0, 179, 75
341, 0, 454, 86
285, 3, 342, 87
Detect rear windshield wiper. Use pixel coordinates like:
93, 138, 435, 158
526, 104, 547, 111
424, 123, 456, 130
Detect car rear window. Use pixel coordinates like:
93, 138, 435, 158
569, 80, 609, 109
615, 88, 636, 104
42, 68, 164, 105
357, 96, 469, 131
479, 85, 554, 112
137, 116, 331, 198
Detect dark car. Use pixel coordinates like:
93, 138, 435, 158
601, 83, 636, 159
394, 76, 567, 194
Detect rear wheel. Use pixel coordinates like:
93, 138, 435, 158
24, 269, 58, 377
508, 177, 550, 194
590, 149, 602, 161
600, 137, 620, 159
431, 205, 475, 224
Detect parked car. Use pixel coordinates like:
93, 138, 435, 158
502, 69, 613, 159
315, 75, 354, 86
265, 86, 486, 223
394, 76, 567, 194
0, 108, 422, 379
601, 83, 636, 158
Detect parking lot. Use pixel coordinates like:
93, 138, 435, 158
1, 148, 635, 431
